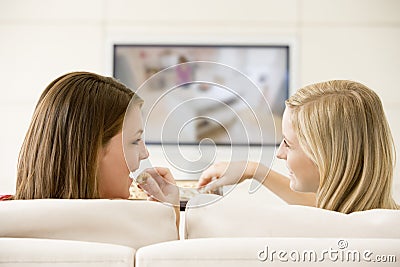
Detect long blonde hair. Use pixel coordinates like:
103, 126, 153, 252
16, 72, 142, 199
286, 80, 398, 213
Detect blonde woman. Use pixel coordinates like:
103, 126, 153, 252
199, 80, 398, 213
8, 71, 179, 225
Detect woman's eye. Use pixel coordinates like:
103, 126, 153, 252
283, 140, 290, 148
132, 139, 142, 145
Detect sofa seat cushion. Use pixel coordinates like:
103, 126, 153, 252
136, 237, 400, 267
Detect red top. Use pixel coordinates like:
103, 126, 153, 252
0, 195, 12, 201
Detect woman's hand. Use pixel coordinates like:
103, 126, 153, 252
136, 167, 179, 207
197, 161, 258, 192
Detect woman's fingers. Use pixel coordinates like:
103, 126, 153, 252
137, 168, 180, 206
202, 178, 224, 192
145, 167, 176, 186
198, 161, 248, 190
137, 174, 165, 202
198, 163, 226, 188
197, 176, 213, 187
145, 169, 167, 188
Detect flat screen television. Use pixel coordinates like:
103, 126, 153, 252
113, 44, 289, 146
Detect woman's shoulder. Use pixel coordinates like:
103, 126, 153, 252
0, 195, 13, 201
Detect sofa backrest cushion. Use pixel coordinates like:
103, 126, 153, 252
0, 199, 178, 249
185, 193, 400, 239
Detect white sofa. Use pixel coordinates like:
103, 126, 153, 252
0, 199, 178, 267
136, 192, 400, 266
1, 187, 399, 266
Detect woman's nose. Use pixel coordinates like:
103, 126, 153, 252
141, 143, 149, 160
276, 141, 287, 160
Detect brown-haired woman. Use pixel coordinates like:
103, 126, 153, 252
12, 72, 179, 224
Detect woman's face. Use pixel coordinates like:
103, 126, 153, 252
98, 106, 149, 199
276, 107, 320, 192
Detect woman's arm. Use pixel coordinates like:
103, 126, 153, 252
199, 161, 316, 206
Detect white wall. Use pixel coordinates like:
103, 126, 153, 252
0, 0, 399, 201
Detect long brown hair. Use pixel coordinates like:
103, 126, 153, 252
286, 80, 398, 213
15, 72, 142, 199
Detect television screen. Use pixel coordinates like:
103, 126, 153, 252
113, 44, 289, 146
